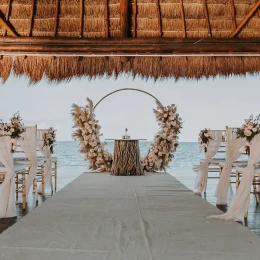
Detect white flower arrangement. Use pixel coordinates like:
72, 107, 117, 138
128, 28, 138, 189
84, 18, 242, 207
71, 98, 113, 172
0, 112, 25, 152
236, 115, 260, 155
198, 128, 213, 153
141, 101, 182, 172
43, 127, 56, 154
72, 99, 182, 173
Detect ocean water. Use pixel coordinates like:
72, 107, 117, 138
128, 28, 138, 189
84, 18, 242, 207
54, 141, 203, 172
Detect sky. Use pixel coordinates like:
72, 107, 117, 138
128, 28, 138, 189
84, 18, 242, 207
0, 74, 259, 142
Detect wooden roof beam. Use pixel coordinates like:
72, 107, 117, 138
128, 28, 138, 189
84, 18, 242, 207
230, 0, 260, 38
3, 0, 12, 36
203, 0, 212, 38
156, 0, 162, 37
120, 0, 129, 37
180, 0, 186, 38
104, 0, 109, 38
132, 0, 137, 38
0, 12, 17, 37
0, 38, 260, 55
229, 0, 237, 29
29, 0, 36, 36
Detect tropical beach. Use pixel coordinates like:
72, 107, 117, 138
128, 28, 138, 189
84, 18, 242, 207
1, 0, 260, 259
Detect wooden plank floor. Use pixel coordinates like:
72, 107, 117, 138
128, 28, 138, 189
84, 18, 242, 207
0, 173, 259, 260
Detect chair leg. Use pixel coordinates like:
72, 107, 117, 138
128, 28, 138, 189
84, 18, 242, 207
244, 211, 248, 219
204, 179, 208, 194
236, 171, 239, 189
22, 172, 26, 210
253, 176, 259, 204
41, 165, 45, 196
54, 162, 57, 192
16, 173, 18, 201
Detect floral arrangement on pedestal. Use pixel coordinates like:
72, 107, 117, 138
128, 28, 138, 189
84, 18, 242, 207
43, 127, 57, 154
141, 101, 182, 172
71, 99, 182, 173
236, 115, 260, 155
71, 98, 113, 172
198, 129, 213, 152
0, 112, 25, 152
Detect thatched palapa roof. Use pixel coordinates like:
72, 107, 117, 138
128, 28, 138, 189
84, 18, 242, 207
0, 0, 259, 83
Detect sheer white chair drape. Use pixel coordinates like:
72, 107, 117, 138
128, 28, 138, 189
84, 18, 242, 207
18, 126, 37, 195
215, 128, 245, 205
209, 134, 260, 222
37, 130, 53, 192
0, 136, 16, 218
193, 130, 223, 194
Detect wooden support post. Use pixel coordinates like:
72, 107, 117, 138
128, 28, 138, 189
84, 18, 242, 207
132, 0, 137, 37
3, 0, 12, 36
203, 0, 212, 38
104, 0, 109, 38
180, 0, 186, 38
29, 0, 36, 36
54, 0, 60, 37
79, 0, 84, 37
120, 0, 129, 37
229, 0, 260, 38
156, 0, 162, 37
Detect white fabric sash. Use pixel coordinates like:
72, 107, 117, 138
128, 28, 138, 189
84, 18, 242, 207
193, 130, 222, 194
0, 136, 16, 218
209, 134, 260, 221
37, 129, 53, 192
215, 128, 245, 205
19, 126, 37, 195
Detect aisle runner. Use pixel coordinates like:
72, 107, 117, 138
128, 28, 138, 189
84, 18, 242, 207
0, 173, 259, 260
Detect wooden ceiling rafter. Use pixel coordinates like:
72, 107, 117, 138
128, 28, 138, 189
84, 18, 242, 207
203, 0, 212, 38
54, 0, 60, 37
29, 0, 36, 37
0, 16, 17, 37
79, 0, 84, 37
156, 0, 162, 37
179, 0, 186, 38
229, 0, 260, 38
229, 0, 237, 29
120, 0, 129, 37
132, 0, 137, 38
3, 0, 12, 36
104, 0, 109, 38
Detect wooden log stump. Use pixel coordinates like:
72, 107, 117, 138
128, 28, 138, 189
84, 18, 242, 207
111, 140, 143, 176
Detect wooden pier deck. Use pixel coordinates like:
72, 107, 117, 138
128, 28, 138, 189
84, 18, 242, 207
0, 173, 259, 260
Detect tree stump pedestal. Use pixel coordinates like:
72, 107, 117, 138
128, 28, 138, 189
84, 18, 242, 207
110, 139, 144, 176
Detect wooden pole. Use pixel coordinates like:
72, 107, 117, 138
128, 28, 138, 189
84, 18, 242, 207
120, 0, 129, 37
79, 0, 84, 37
229, 0, 237, 29
203, 0, 212, 38
3, 0, 12, 36
104, 0, 109, 38
54, 0, 60, 37
180, 0, 186, 38
0, 17, 17, 37
156, 0, 162, 37
229, 0, 260, 38
29, 0, 36, 36
132, 0, 137, 37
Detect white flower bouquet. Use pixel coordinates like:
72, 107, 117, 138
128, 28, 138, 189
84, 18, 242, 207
43, 127, 56, 154
71, 98, 113, 172
0, 112, 25, 152
141, 101, 182, 172
198, 128, 213, 153
236, 114, 260, 155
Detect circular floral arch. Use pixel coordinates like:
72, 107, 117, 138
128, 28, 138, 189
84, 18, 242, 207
71, 88, 182, 173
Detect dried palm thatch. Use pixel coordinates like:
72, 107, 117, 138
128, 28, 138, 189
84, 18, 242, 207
0, 0, 259, 83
